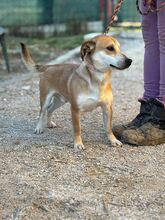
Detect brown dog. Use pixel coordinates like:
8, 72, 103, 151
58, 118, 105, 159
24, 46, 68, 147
21, 35, 132, 150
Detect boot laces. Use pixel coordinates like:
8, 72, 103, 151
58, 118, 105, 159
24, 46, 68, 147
131, 112, 148, 126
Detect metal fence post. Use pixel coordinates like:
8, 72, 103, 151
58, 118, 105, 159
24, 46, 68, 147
39, 0, 54, 24
103, 0, 108, 32
0, 31, 10, 73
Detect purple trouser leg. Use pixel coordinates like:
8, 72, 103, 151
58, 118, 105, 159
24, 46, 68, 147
141, 0, 165, 103
157, 1, 165, 102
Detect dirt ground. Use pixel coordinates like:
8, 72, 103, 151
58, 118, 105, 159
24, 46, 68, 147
0, 32, 165, 220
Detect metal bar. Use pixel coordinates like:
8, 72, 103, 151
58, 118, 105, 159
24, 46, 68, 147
103, 0, 108, 32
0, 33, 10, 73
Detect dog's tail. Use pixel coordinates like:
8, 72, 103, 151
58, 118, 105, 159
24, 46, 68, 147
20, 43, 46, 72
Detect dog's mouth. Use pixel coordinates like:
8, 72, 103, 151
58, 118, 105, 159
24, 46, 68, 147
110, 64, 124, 70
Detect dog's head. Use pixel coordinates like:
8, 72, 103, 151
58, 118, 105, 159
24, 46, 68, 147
81, 35, 132, 72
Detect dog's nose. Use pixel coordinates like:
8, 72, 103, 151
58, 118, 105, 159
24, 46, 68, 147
125, 58, 132, 66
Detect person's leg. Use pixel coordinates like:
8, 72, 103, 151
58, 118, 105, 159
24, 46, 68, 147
157, 0, 165, 103
114, 2, 165, 145
113, 0, 160, 138
141, 0, 160, 100
121, 1, 165, 145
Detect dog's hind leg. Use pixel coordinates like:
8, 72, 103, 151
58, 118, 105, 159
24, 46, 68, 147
47, 94, 67, 128
35, 91, 55, 134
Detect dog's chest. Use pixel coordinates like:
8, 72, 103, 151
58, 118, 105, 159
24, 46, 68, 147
77, 87, 100, 112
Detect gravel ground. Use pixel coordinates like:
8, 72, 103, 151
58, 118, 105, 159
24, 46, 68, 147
0, 32, 165, 219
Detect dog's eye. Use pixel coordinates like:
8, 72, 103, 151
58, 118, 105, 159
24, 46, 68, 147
107, 46, 114, 51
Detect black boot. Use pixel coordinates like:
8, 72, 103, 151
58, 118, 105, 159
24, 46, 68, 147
113, 100, 153, 138
121, 99, 165, 146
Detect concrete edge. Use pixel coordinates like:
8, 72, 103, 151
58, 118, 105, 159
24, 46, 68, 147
48, 46, 81, 65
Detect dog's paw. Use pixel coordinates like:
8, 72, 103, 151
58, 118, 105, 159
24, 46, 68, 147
47, 121, 57, 129
74, 143, 85, 150
34, 126, 44, 134
110, 139, 122, 147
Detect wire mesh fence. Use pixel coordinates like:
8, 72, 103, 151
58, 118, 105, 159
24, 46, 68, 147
0, 0, 140, 35
116, 0, 140, 22
0, 0, 100, 26
0, 0, 41, 26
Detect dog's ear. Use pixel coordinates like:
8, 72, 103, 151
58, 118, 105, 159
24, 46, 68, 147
80, 40, 96, 61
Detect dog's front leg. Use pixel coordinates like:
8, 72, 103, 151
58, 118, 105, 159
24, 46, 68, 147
102, 104, 122, 147
71, 106, 85, 150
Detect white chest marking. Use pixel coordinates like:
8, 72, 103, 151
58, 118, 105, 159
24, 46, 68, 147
77, 89, 100, 112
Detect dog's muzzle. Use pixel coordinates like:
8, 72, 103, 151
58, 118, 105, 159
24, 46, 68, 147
110, 55, 132, 70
